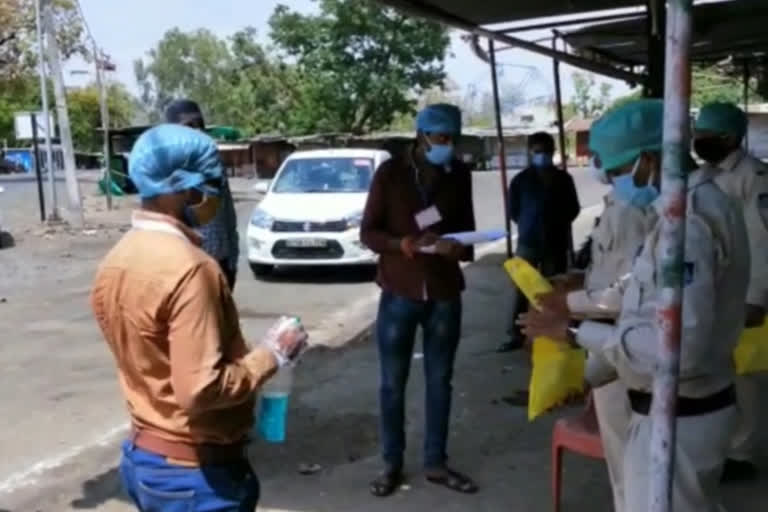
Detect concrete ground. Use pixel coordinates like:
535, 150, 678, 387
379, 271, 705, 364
10, 168, 765, 511
8, 248, 768, 511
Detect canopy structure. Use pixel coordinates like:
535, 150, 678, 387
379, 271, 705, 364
564, 1, 768, 67
375, 0, 643, 26
373, 2, 746, 512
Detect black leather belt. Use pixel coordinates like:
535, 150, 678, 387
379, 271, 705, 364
628, 385, 735, 417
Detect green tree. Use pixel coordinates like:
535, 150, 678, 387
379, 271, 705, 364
0, 73, 41, 142
67, 83, 137, 151
269, 0, 450, 134
0, 0, 85, 78
570, 71, 613, 118
134, 28, 234, 122
134, 27, 297, 133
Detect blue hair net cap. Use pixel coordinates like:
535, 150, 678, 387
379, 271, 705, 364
589, 99, 664, 172
129, 124, 223, 199
416, 103, 462, 136
695, 102, 748, 138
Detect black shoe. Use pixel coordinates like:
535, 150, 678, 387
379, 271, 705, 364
497, 338, 524, 352
721, 459, 758, 483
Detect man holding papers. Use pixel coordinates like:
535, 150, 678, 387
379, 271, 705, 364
360, 104, 477, 498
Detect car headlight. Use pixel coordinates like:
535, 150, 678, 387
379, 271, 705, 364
250, 208, 274, 229
345, 211, 364, 229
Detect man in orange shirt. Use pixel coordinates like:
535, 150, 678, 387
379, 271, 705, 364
91, 123, 307, 511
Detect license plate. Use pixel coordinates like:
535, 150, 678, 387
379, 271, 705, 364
285, 238, 328, 248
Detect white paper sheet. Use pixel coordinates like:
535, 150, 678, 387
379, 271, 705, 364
419, 228, 507, 253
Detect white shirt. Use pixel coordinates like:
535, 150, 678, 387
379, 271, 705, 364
568, 192, 656, 318
577, 167, 750, 397
708, 149, 768, 308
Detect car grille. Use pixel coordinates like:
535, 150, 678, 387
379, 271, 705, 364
271, 240, 345, 260
271, 220, 348, 233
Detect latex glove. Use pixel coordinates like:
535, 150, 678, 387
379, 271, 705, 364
261, 316, 309, 367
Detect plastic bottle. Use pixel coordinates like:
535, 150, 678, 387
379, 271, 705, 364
256, 366, 293, 443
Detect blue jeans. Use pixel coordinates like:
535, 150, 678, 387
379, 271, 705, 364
119, 441, 260, 512
376, 290, 462, 471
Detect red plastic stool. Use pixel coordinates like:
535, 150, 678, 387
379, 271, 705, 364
552, 393, 605, 512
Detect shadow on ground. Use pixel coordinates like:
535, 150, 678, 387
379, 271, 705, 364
252, 265, 377, 285
70, 467, 129, 510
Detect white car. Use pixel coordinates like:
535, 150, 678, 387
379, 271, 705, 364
247, 148, 390, 275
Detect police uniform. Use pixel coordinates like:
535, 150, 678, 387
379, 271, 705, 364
709, 148, 768, 465
566, 191, 655, 512
575, 167, 750, 512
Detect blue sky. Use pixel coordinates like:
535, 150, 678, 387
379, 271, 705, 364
71, 0, 631, 107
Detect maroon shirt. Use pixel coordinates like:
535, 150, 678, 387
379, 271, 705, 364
360, 153, 476, 301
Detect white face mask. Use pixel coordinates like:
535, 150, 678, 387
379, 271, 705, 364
589, 156, 609, 185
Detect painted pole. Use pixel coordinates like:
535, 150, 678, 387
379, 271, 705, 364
488, 38, 513, 257
551, 34, 574, 266
35, 0, 59, 221
649, 1, 694, 511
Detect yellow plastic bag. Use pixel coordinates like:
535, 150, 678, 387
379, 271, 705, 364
734, 317, 768, 375
504, 257, 586, 421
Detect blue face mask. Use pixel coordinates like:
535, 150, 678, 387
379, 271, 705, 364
425, 144, 454, 166
531, 152, 553, 168
613, 158, 659, 207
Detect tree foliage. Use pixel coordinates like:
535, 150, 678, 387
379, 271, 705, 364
269, 0, 449, 134
67, 83, 137, 152
570, 71, 613, 118
0, 73, 136, 150
0, 0, 85, 78
134, 0, 450, 136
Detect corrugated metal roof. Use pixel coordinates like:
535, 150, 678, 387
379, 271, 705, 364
564, 1, 768, 66
374, 0, 644, 26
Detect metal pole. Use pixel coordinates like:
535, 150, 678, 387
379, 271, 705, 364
95, 51, 112, 210
35, 0, 58, 221
488, 38, 513, 258
552, 34, 574, 267
31, 113, 46, 222
649, 1, 693, 511
552, 36, 567, 171
645, 0, 667, 98
743, 60, 750, 152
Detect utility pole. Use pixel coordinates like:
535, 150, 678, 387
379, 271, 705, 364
95, 52, 112, 209
35, 0, 59, 221
42, 0, 83, 226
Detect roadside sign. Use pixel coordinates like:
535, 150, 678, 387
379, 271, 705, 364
14, 112, 55, 141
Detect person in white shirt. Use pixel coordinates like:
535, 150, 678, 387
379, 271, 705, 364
694, 101, 768, 482
520, 99, 750, 512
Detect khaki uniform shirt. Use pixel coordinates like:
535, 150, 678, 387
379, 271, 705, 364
578, 168, 750, 397
568, 192, 656, 317
708, 149, 768, 308
90, 211, 276, 445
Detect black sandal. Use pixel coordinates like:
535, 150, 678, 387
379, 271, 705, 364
426, 468, 478, 494
369, 470, 404, 497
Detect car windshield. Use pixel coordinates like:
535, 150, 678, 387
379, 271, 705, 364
272, 157, 374, 193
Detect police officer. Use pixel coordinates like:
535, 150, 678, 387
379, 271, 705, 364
694, 102, 768, 481
521, 99, 750, 512
539, 109, 658, 512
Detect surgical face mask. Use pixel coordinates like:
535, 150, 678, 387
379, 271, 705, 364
531, 152, 553, 168
425, 143, 455, 167
589, 156, 609, 185
694, 137, 732, 164
612, 157, 659, 208
183, 191, 220, 227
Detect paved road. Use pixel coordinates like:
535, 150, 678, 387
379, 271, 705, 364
0, 169, 608, 507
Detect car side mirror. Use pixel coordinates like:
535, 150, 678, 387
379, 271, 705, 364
254, 180, 270, 194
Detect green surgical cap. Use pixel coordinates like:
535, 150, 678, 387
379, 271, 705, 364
695, 102, 747, 138
589, 99, 664, 172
